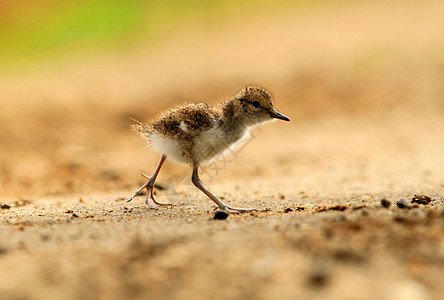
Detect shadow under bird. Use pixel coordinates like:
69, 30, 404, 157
128, 86, 290, 213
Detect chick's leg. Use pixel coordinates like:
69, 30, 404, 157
191, 167, 258, 213
127, 154, 172, 208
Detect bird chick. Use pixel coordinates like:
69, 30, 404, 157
128, 86, 290, 213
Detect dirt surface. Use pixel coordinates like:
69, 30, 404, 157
1, 1, 444, 299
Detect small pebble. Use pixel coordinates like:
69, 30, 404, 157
307, 267, 330, 287
411, 194, 432, 205
72, 213, 79, 218
1, 203, 11, 209
381, 199, 391, 208
396, 199, 412, 209
123, 207, 133, 213
214, 210, 229, 220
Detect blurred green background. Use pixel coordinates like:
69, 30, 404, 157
0, 0, 300, 68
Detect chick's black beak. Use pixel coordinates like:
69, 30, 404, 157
269, 109, 290, 121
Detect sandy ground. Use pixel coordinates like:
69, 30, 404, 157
1, 115, 443, 300
1, 1, 444, 299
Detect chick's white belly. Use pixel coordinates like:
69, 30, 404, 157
194, 127, 250, 165
149, 133, 187, 164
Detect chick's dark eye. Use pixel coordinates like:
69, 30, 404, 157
252, 101, 260, 108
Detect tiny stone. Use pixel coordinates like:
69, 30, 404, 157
72, 213, 79, 218
214, 210, 229, 220
123, 207, 133, 213
411, 194, 432, 205
307, 267, 330, 287
381, 199, 391, 208
396, 199, 412, 209
1, 203, 11, 209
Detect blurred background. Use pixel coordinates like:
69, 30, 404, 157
0, 0, 443, 199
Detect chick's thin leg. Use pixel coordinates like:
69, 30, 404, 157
127, 154, 171, 208
191, 167, 258, 213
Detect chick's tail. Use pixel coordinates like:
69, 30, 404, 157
130, 118, 153, 139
